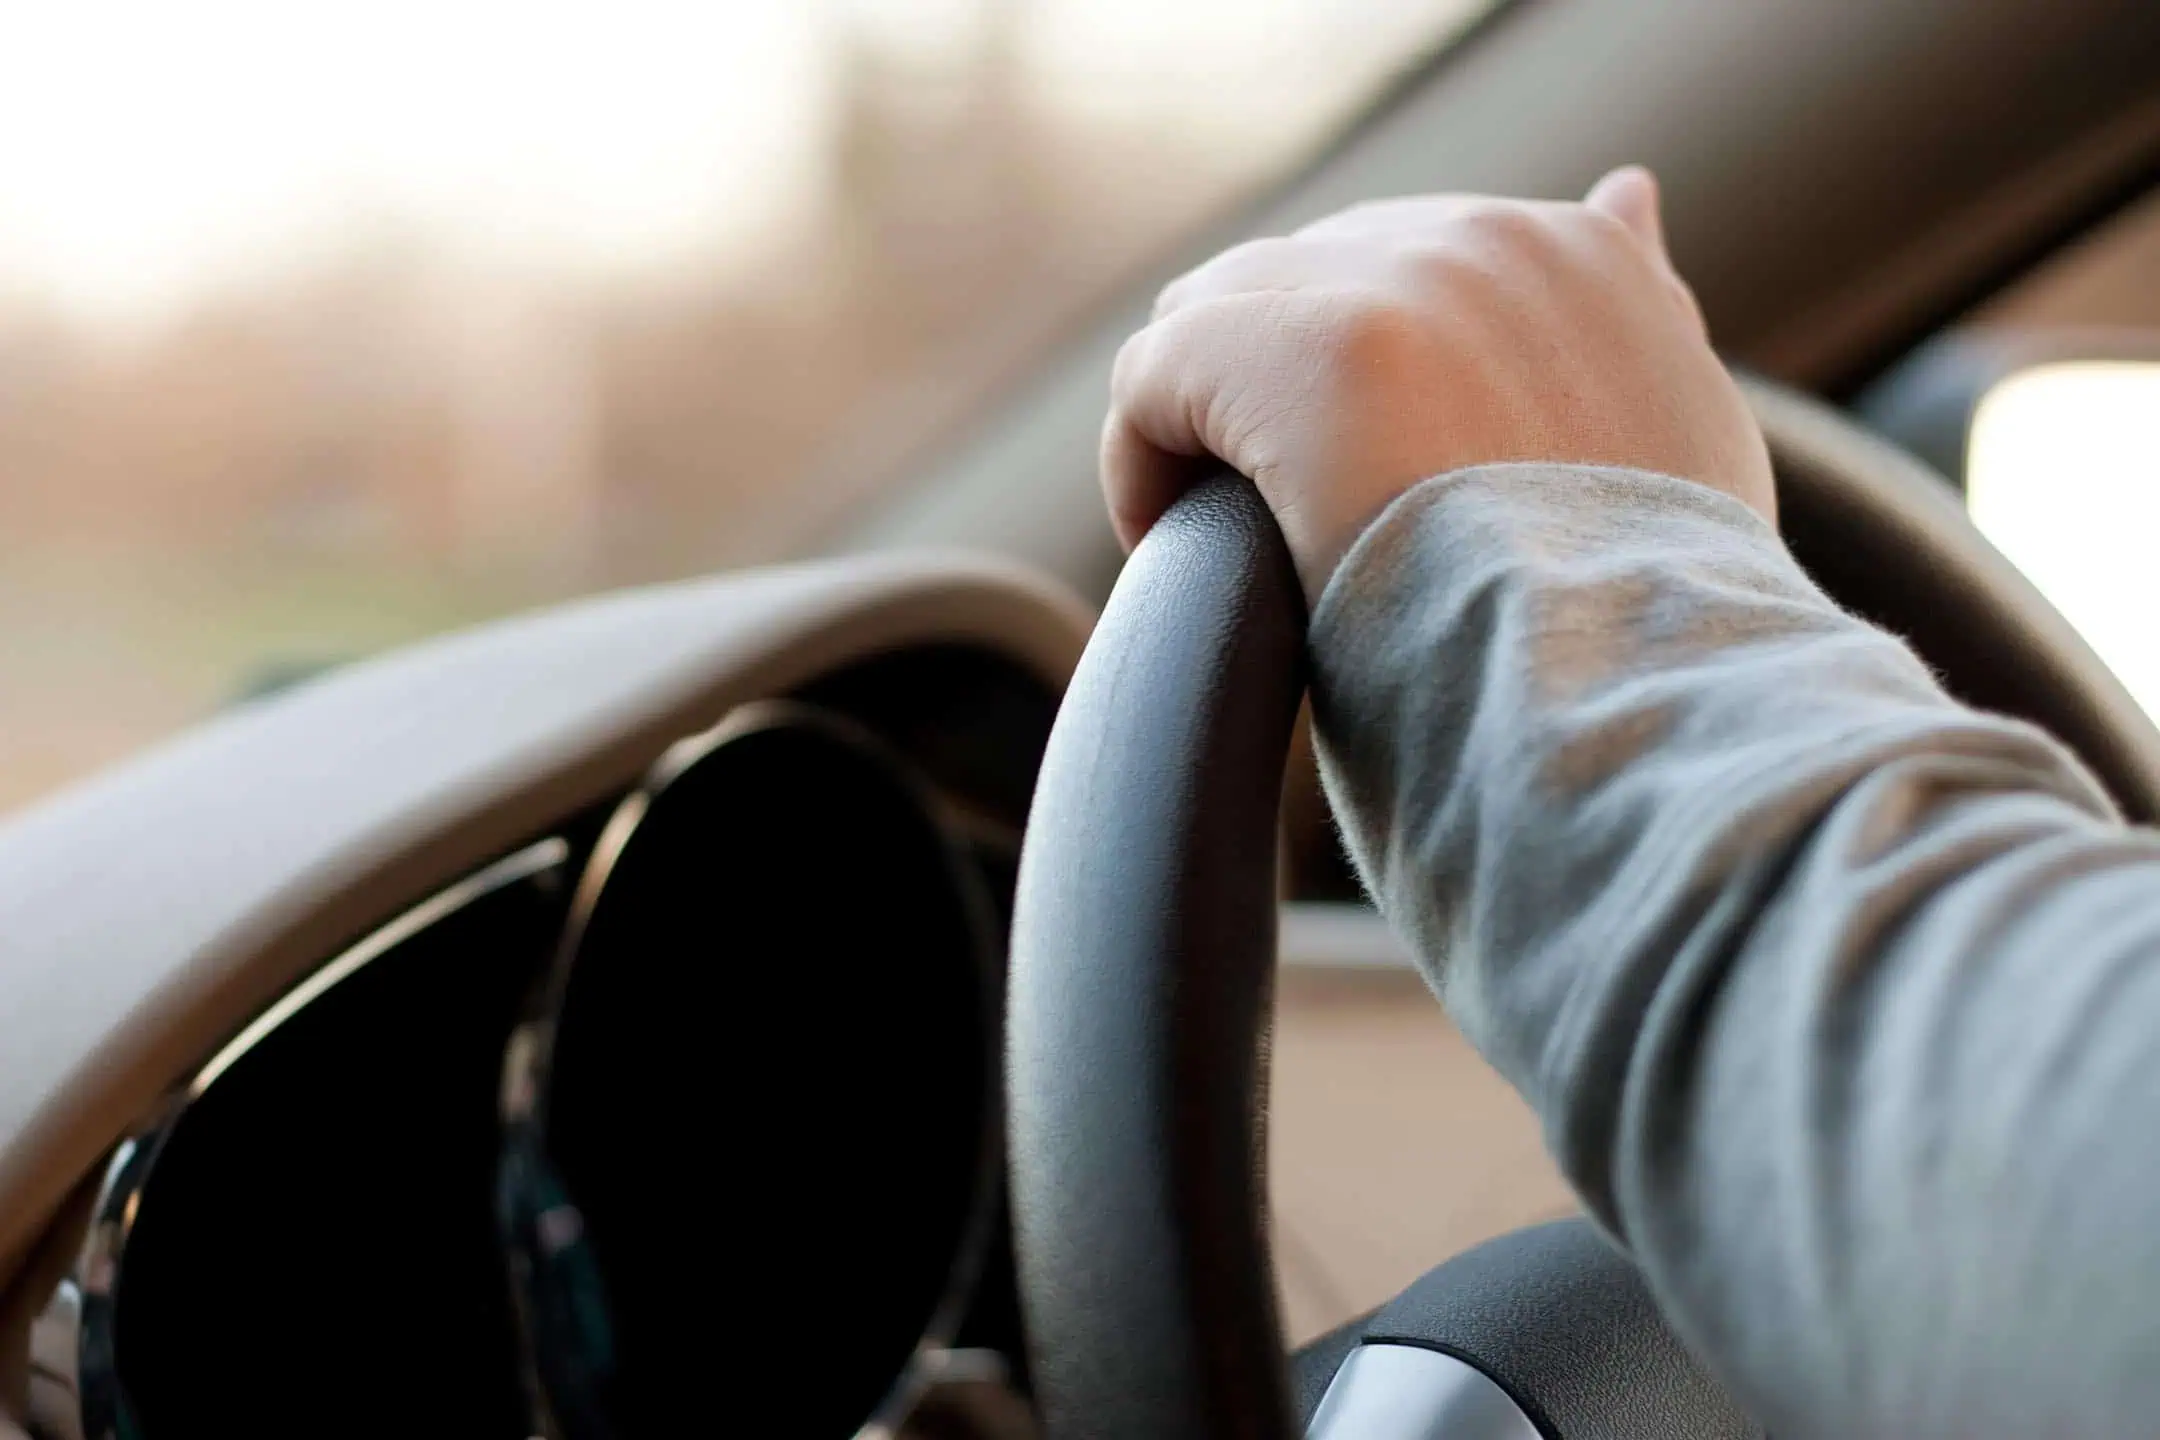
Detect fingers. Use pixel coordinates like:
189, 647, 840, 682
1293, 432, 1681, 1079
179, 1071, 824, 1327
1106, 171, 1726, 558
1585, 164, 1709, 337
1101, 311, 1215, 549
1585, 165, 1665, 256
1170, 172, 1681, 319
1153, 235, 1313, 319
1155, 197, 1516, 319
1292, 193, 1492, 241
1099, 407, 1198, 551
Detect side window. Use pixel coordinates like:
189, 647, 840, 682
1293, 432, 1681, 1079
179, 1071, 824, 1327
1967, 361, 2160, 714
1863, 188, 2160, 717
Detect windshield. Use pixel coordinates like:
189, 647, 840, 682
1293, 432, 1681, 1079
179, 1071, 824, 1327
0, 0, 1497, 813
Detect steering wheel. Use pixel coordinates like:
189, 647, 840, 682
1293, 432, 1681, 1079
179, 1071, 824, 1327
1005, 378, 2160, 1440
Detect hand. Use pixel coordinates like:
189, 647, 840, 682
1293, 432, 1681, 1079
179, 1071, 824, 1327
1100, 167, 1776, 600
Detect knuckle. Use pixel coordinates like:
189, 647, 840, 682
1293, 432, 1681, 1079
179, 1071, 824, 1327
1307, 287, 1427, 377
1298, 199, 1387, 236
1120, 294, 1259, 399
1570, 201, 1653, 265
1379, 203, 1557, 290
1216, 234, 1298, 268
1390, 239, 1472, 289
1161, 235, 1297, 307
1462, 201, 1570, 264
1109, 320, 1174, 397
1573, 199, 1632, 243
1467, 199, 1548, 241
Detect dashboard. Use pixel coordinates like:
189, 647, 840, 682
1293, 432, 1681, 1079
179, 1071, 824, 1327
29, 652, 1054, 1440
36, 647, 1058, 1440
0, 553, 1089, 1440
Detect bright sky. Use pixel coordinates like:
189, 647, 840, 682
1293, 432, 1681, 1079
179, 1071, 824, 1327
1969, 362, 2160, 718
0, 2, 833, 320
0, 0, 1485, 329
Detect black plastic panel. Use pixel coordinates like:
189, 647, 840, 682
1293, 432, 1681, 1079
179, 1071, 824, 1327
114, 856, 570, 1438
528, 708, 1000, 1438
1363, 1222, 1759, 1440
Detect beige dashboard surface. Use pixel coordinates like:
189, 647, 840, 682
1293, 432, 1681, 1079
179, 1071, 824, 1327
0, 554, 1090, 1295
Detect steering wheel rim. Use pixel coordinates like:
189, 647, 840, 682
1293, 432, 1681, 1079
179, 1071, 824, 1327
1006, 380, 2160, 1440
1009, 474, 1306, 1440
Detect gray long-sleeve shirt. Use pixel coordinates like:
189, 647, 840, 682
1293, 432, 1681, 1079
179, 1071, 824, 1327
1309, 462, 2160, 1439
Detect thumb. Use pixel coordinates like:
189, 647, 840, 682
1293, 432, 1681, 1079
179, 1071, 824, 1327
1585, 164, 1670, 263
1587, 163, 1708, 334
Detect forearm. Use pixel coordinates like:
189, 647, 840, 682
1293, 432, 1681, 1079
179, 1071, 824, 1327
1312, 462, 2160, 1437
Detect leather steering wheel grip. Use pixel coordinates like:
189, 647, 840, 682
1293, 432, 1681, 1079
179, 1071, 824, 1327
1007, 475, 1306, 1440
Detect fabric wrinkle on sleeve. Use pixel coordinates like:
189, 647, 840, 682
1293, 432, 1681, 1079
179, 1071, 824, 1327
1305, 461, 2160, 1439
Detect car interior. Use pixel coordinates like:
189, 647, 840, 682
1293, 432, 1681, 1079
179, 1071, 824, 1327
1, 1, 2156, 1436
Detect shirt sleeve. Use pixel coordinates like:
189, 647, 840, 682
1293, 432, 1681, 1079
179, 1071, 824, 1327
1308, 460, 2160, 1439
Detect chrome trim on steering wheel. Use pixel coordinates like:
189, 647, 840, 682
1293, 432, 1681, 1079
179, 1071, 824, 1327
1306, 1343, 1543, 1440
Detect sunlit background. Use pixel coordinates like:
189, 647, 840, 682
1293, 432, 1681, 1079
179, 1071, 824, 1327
0, 0, 1492, 812
1968, 362, 2160, 716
